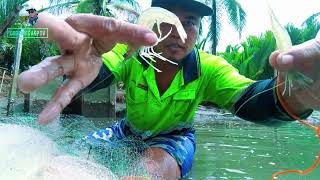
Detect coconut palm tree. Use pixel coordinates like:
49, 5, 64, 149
42, 0, 140, 17
286, 13, 320, 45
207, 0, 247, 54
75, 0, 141, 23
302, 12, 320, 26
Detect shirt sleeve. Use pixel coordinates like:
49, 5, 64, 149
233, 79, 313, 126
83, 44, 129, 93
201, 52, 255, 110
101, 43, 129, 82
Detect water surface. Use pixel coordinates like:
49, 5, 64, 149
1, 107, 319, 180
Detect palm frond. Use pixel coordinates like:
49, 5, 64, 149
222, 0, 246, 38
109, 0, 140, 12
40, 1, 80, 14
107, 0, 141, 22
109, 2, 140, 17
302, 12, 320, 26
76, 0, 100, 14
204, 0, 247, 54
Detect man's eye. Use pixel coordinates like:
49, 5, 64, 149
183, 21, 195, 27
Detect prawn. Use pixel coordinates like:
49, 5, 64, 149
267, 1, 320, 179
136, 7, 187, 72
267, 2, 314, 96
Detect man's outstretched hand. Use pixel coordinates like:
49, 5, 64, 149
269, 37, 320, 115
18, 13, 157, 124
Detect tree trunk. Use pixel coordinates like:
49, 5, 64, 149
211, 0, 217, 55
0, 5, 22, 37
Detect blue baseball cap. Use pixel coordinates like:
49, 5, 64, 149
151, 0, 213, 16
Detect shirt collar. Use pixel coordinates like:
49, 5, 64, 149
137, 48, 201, 84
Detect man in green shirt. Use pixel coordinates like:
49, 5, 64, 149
18, 0, 320, 178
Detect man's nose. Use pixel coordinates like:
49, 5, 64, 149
160, 23, 180, 39
169, 25, 180, 39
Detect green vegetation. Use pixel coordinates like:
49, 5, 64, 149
0, 0, 28, 36
0, 0, 138, 72
218, 31, 276, 80
0, 20, 59, 71
218, 15, 320, 80
286, 17, 320, 45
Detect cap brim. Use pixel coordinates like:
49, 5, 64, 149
152, 0, 213, 16
26, 8, 36, 11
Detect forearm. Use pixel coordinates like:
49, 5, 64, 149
276, 73, 309, 117
233, 79, 312, 126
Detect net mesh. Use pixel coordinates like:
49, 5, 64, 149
0, 113, 153, 179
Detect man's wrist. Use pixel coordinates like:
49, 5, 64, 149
276, 75, 310, 117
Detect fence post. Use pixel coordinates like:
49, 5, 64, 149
0, 70, 6, 93
7, 29, 23, 116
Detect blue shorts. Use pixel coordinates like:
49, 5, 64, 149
84, 119, 196, 177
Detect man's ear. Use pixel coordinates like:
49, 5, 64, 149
196, 18, 203, 45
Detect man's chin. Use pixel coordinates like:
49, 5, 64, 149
165, 56, 184, 64
157, 50, 186, 64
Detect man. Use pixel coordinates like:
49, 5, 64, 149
26, 6, 38, 26
17, 0, 320, 179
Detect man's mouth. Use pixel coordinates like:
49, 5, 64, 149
166, 44, 184, 50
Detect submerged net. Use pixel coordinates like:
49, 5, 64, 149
0, 114, 153, 180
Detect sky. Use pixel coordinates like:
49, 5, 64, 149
219, 0, 320, 51
29, 0, 320, 51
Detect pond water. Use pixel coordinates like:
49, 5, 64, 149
0, 107, 319, 180
187, 106, 320, 180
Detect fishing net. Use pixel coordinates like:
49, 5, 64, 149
0, 114, 153, 180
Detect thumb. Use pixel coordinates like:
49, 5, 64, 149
270, 39, 320, 72
269, 50, 294, 71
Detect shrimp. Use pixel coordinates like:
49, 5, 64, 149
136, 7, 187, 72
267, 2, 314, 96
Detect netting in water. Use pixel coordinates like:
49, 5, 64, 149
0, 114, 153, 180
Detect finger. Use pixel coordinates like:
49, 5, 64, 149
269, 50, 280, 68
35, 13, 86, 52
18, 55, 75, 93
37, 78, 84, 124
270, 39, 320, 72
283, 39, 320, 75
269, 50, 294, 71
65, 14, 157, 47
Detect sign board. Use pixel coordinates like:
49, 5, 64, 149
6, 28, 48, 39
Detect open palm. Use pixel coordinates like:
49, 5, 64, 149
18, 13, 157, 124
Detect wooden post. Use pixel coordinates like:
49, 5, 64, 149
23, 93, 31, 112
0, 69, 6, 93
82, 84, 116, 118
7, 29, 23, 116
108, 84, 116, 118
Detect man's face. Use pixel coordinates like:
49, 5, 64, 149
28, 10, 37, 18
153, 5, 201, 63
